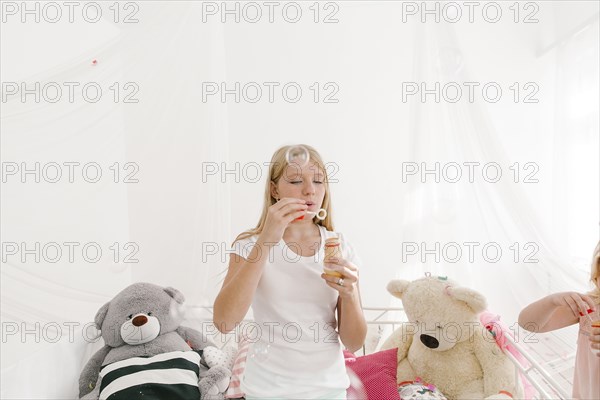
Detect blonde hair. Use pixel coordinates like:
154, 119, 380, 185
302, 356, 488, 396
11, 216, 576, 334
234, 144, 334, 244
590, 241, 600, 300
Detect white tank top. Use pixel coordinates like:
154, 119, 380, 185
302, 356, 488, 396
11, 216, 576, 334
231, 225, 358, 398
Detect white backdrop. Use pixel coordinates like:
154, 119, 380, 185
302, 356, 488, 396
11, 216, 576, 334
1, 1, 599, 397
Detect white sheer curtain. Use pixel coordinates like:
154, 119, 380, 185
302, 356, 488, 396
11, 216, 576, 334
393, 20, 595, 323
1, 3, 230, 397
553, 19, 600, 265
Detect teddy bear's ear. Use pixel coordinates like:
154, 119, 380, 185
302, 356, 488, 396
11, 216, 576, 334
448, 286, 487, 313
386, 280, 410, 299
164, 286, 185, 304
94, 302, 110, 329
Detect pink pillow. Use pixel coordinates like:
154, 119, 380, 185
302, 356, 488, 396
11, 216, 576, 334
345, 348, 400, 400
225, 337, 251, 399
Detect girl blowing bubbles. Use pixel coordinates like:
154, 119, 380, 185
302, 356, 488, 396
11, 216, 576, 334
213, 145, 367, 400
519, 242, 600, 400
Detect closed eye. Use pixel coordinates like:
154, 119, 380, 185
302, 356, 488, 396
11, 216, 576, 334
290, 180, 323, 184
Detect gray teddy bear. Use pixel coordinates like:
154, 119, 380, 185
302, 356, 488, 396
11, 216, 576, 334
79, 282, 234, 400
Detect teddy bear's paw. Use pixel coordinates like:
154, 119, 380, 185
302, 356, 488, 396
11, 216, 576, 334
199, 366, 231, 399
203, 346, 229, 368
202, 389, 225, 400
206, 384, 220, 396
80, 387, 100, 400
221, 346, 237, 369
206, 376, 230, 395
216, 375, 230, 392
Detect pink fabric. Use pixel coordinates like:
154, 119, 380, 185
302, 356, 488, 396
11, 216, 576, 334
572, 309, 600, 400
480, 311, 536, 400
344, 348, 400, 400
225, 337, 251, 399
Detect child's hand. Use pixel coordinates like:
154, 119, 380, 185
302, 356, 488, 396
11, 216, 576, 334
550, 292, 596, 318
321, 257, 359, 300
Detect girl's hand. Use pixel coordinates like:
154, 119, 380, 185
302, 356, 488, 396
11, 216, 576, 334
260, 198, 308, 242
321, 257, 359, 300
549, 292, 596, 318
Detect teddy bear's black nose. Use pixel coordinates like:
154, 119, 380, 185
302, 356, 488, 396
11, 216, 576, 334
420, 334, 439, 349
132, 315, 148, 327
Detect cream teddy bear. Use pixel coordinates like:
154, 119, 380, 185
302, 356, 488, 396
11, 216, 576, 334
380, 276, 523, 400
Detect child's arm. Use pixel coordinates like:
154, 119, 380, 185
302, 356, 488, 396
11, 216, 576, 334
323, 259, 367, 352
336, 280, 367, 353
518, 292, 596, 333
213, 198, 308, 333
212, 238, 274, 334
79, 345, 111, 398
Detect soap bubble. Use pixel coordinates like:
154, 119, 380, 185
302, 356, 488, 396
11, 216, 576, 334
285, 145, 310, 167
249, 342, 271, 362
